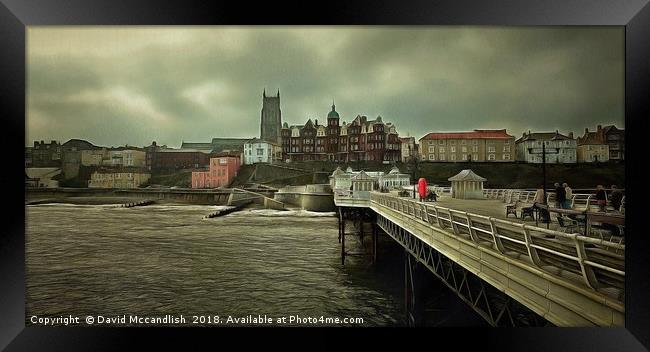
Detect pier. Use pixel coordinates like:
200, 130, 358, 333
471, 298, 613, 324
335, 188, 625, 327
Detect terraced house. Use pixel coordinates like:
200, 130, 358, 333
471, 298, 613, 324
418, 129, 515, 162
515, 130, 577, 163
280, 103, 401, 163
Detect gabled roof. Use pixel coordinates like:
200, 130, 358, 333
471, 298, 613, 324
602, 125, 624, 135
448, 169, 486, 182
421, 129, 513, 140
181, 142, 214, 150
577, 132, 605, 145
515, 131, 573, 143
352, 170, 375, 180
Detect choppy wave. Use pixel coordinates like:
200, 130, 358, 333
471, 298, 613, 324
238, 209, 336, 217
25, 204, 404, 327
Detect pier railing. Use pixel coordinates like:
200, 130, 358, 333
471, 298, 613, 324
483, 189, 625, 212
370, 192, 624, 297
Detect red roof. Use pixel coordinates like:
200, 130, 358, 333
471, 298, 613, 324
420, 129, 513, 140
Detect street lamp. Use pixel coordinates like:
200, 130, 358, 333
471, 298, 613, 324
527, 142, 560, 228
406, 152, 419, 200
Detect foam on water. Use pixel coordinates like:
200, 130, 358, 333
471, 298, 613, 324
239, 209, 336, 217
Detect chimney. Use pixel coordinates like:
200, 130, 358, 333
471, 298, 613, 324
585, 128, 589, 134
597, 125, 602, 132
568, 132, 574, 139
315, 119, 318, 126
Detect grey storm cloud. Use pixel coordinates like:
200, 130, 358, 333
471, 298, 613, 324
27, 26, 624, 147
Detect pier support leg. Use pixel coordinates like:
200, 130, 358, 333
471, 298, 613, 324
359, 217, 364, 244
341, 208, 346, 266
338, 208, 342, 244
405, 250, 425, 326
372, 222, 378, 264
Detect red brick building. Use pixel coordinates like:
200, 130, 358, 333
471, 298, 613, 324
280, 103, 401, 162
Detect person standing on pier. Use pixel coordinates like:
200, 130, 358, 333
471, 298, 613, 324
562, 183, 572, 209
610, 185, 623, 212
595, 185, 607, 212
554, 182, 566, 209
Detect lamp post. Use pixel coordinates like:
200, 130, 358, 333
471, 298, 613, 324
528, 142, 560, 228
407, 151, 419, 200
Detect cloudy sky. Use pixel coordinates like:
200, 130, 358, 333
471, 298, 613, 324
27, 26, 624, 148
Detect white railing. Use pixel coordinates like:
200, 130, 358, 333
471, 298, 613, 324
370, 192, 624, 294
484, 188, 624, 212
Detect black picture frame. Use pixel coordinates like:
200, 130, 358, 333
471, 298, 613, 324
2, 0, 649, 350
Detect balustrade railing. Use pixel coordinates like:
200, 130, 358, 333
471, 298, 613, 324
370, 192, 625, 295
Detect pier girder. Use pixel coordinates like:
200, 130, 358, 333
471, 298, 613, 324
378, 213, 552, 327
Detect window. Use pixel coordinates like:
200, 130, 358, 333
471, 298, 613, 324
487, 146, 496, 152
460, 140, 466, 145
473, 140, 478, 145
450, 154, 456, 161
461, 146, 467, 153
488, 154, 495, 161
449, 140, 456, 145
450, 146, 456, 153
504, 140, 510, 145
462, 154, 467, 161
439, 154, 446, 161
472, 146, 478, 152
438, 140, 444, 145
439, 147, 445, 153
428, 154, 435, 161
503, 154, 511, 160
503, 146, 510, 152
473, 153, 478, 161
256, 149, 264, 156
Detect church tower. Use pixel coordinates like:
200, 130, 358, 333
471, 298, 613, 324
260, 89, 282, 144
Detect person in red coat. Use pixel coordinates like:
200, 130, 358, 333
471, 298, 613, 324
418, 178, 428, 202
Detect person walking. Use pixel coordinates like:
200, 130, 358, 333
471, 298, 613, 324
554, 182, 566, 209
563, 183, 573, 209
610, 185, 623, 212
595, 185, 607, 212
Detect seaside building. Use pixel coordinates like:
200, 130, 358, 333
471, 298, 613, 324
31, 140, 62, 167
88, 168, 150, 188
419, 130, 515, 162
515, 130, 577, 164
577, 128, 610, 163
191, 156, 241, 188
243, 138, 282, 165
61, 139, 102, 179
329, 166, 409, 191
400, 136, 418, 162
576, 125, 623, 162
281, 102, 401, 163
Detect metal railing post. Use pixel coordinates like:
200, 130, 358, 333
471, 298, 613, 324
573, 237, 600, 289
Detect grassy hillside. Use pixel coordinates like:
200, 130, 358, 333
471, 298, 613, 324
148, 161, 625, 190
148, 171, 193, 187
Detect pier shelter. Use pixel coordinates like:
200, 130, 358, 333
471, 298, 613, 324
448, 169, 486, 199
